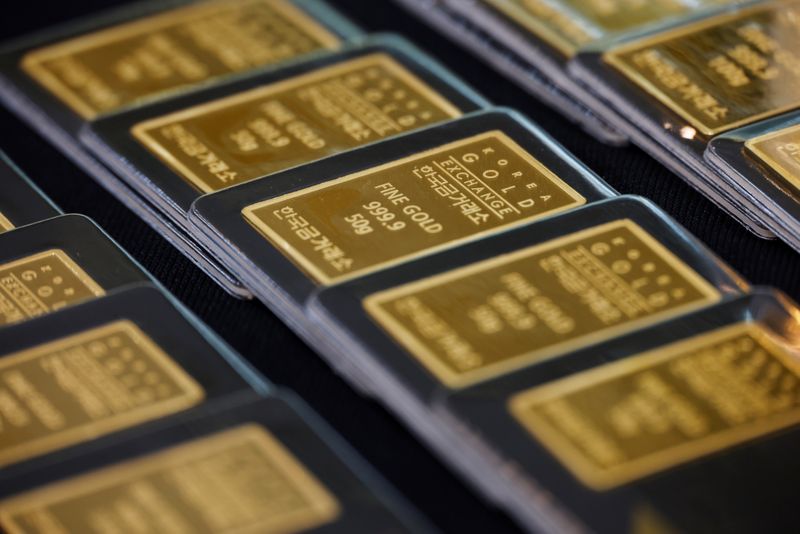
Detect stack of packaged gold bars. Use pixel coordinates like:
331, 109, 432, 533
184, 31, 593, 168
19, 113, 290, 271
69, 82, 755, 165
0, 151, 431, 532
397, 0, 800, 255
0, 0, 799, 532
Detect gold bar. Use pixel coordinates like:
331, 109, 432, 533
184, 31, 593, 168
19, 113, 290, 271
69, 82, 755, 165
510, 323, 800, 489
0, 425, 340, 534
365, 219, 720, 388
605, 2, 800, 136
23, 0, 342, 118
243, 130, 585, 284
133, 53, 464, 193
0, 320, 204, 467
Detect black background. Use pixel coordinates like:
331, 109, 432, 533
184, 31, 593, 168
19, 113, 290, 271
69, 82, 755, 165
1, 2, 799, 533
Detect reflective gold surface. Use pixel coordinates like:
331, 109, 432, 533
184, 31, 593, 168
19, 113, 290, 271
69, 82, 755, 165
0, 320, 204, 467
509, 323, 800, 490
606, 2, 800, 136
0, 425, 340, 534
0, 249, 105, 326
746, 122, 800, 193
365, 220, 720, 388
23, 0, 341, 119
0, 211, 13, 232
133, 53, 463, 193
485, 0, 698, 57
243, 130, 585, 284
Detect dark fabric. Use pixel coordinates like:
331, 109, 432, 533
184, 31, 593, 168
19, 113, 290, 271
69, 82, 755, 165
1, 2, 798, 533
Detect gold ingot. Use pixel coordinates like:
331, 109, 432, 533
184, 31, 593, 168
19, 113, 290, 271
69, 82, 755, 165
366, 219, 720, 388
605, 2, 800, 136
510, 323, 800, 489
133, 53, 464, 193
243, 130, 585, 284
23, 0, 341, 118
0, 425, 340, 534
0, 320, 204, 467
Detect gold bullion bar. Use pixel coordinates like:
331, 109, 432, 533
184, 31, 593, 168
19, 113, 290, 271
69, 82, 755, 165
483, 0, 697, 57
605, 1, 800, 136
365, 219, 721, 388
0, 249, 105, 326
0, 212, 13, 232
509, 322, 800, 490
0, 320, 204, 467
746, 122, 800, 192
22, 0, 342, 119
242, 130, 586, 284
132, 53, 464, 193
0, 424, 341, 534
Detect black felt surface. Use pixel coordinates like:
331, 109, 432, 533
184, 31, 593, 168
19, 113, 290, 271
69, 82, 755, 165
1, 2, 798, 533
